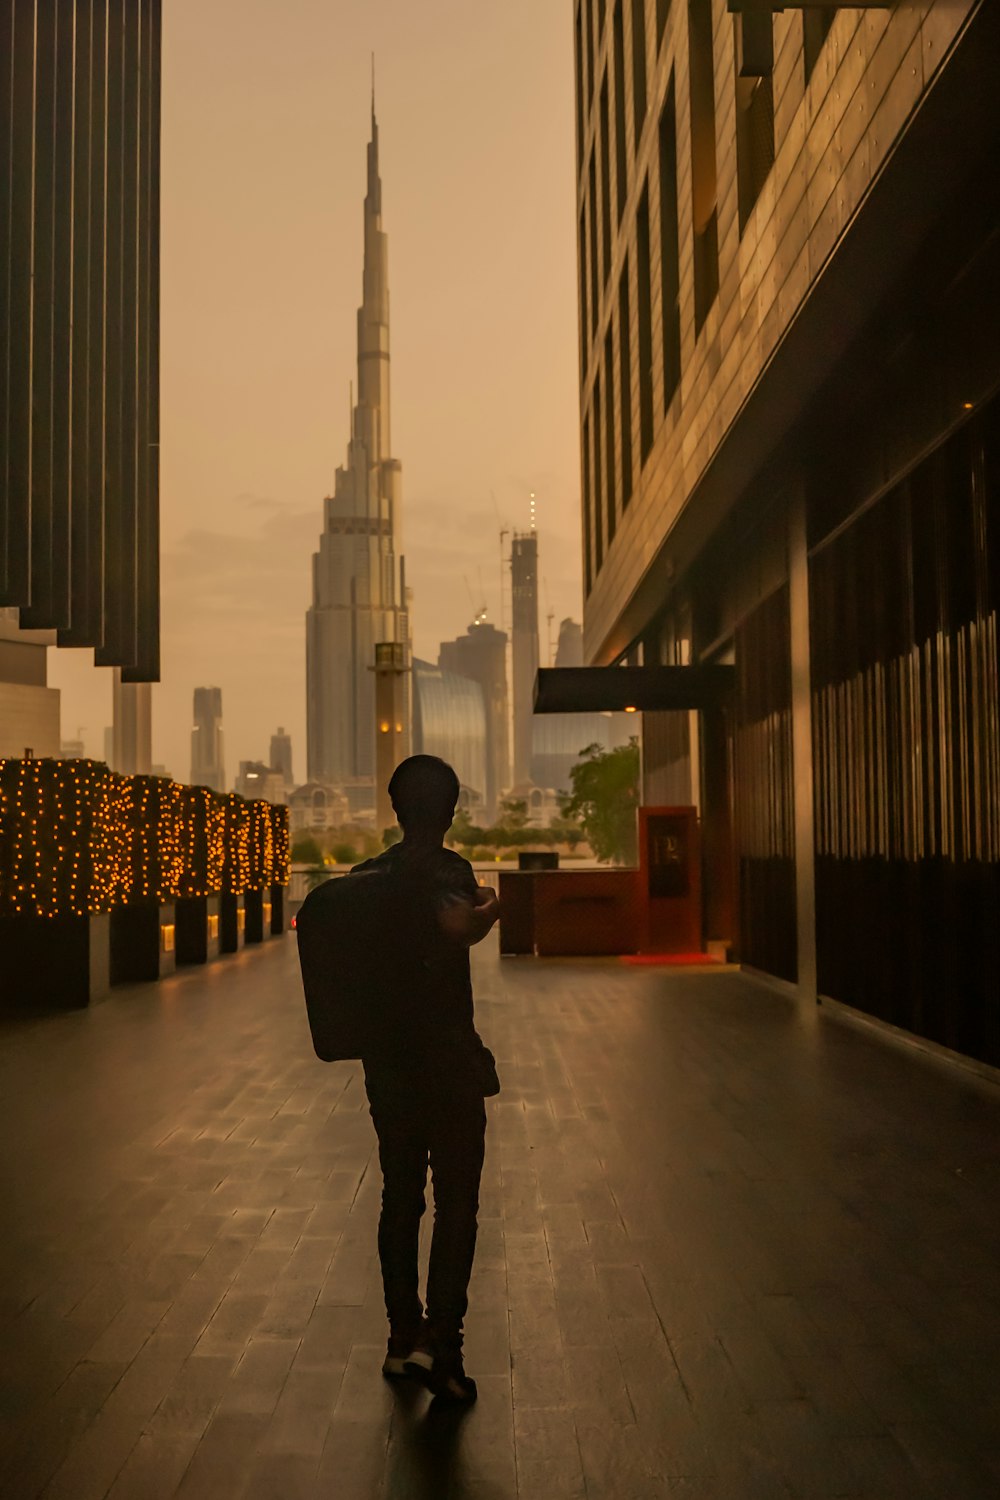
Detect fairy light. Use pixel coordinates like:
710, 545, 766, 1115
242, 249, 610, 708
0, 758, 290, 920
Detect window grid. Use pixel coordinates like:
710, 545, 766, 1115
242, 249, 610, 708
605, 326, 617, 547
631, 0, 648, 156
600, 76, 612, 286
613, 1, 628, 223
659, 81, 681, 411
636, 183, 655, 464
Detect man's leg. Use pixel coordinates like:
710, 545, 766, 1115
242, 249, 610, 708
424, 1089, 487, 1353
365, 1067, 428, 1336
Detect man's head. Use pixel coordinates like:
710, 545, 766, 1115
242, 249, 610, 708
388, 755, 460, 837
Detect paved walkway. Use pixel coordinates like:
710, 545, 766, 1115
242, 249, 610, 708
1, 935, 999, 1499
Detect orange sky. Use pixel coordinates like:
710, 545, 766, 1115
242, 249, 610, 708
51, 0, 583, 785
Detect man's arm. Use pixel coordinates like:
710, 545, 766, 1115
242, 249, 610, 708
437, 886, 500, 947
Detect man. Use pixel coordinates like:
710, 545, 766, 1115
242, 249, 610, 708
353, 755, 499, 1404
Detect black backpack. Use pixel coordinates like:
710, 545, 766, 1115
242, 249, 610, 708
295, 866, 424, 1061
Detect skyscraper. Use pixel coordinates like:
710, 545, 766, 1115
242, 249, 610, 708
510, 532, 539, 786
306, 97, 409, 786
555, 618, 584, 668
412, 659, 488, 806
269, 727, 293, 788
438, 619, 510, 821
190, 687, 224, 792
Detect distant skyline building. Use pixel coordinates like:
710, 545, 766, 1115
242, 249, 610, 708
438, 618, 510, 821
306, 96, 409, 787
287, 781, 349, 836
412, 658, 487, 806
190, 687, 224, 791
235, 760, 285, 804
555, 618, 584, 668
530, 615, 630, 791
373, 641, 411, 834
510, 533, 540, 787
269, 727, 294, 788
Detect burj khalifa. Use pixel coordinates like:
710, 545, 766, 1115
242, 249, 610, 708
306, 96, 410, 787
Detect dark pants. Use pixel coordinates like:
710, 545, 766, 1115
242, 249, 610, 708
364, 1062, 486, 1351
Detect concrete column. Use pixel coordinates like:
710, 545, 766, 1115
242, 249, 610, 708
112, 670, 152, 775
788, 490, 817, 1001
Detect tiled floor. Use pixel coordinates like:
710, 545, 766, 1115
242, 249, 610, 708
1, 933, 999, 1498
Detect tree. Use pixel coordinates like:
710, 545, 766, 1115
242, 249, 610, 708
547, 810, 586, 852
330, 841, 358, 865
563, 738, 640, 865
497, 797, 529, 833
381, 826, 402, 849
448, 810, 478, 850
291, 835, 323, 866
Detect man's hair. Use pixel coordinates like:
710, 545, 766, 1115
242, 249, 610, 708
388, 755, 460, 829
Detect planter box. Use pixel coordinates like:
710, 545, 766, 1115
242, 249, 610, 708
244, 889, 267, 944
111, 902, 177, 983
219, 892, 244, 954
175, 895, 222, 965
269, 884, 286, 935
0, 912, 111, 1009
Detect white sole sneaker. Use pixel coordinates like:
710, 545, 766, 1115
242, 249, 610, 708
402, 1348, 435, 1388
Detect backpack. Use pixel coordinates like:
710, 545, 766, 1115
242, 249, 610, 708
295, 865, 425, 1061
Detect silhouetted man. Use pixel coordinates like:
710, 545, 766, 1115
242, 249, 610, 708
353, 755, 499, 1403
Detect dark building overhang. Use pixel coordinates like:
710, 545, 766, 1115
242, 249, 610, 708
533, 666, 735, 715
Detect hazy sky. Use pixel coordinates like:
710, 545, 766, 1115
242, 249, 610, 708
50, 0, 583, 784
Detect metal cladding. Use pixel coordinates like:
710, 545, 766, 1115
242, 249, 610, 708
306, 100, 409, 785
0, 0, 162, 681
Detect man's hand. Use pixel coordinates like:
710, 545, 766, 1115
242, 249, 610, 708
438, 886, 500, 947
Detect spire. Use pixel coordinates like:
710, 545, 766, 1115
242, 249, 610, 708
366, 62, 381, 217
358, 76, 390, 455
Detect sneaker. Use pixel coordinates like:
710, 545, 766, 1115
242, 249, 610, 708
382, 1325, 422, 1379
403, 1340, 478, 1404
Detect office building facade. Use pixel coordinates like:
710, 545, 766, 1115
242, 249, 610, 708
269, 727, 294, 789
510, 533, 540, 788
1, 0, 161, 681
573, 0, 1000, 1063
235, 761, 286, 804
439, 619, 510, 821
412, 658, 488, 807
306, 100, 410, 787
190, 686, 224, 793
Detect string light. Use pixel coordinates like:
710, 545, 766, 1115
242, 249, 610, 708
0, 759, 289, 919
